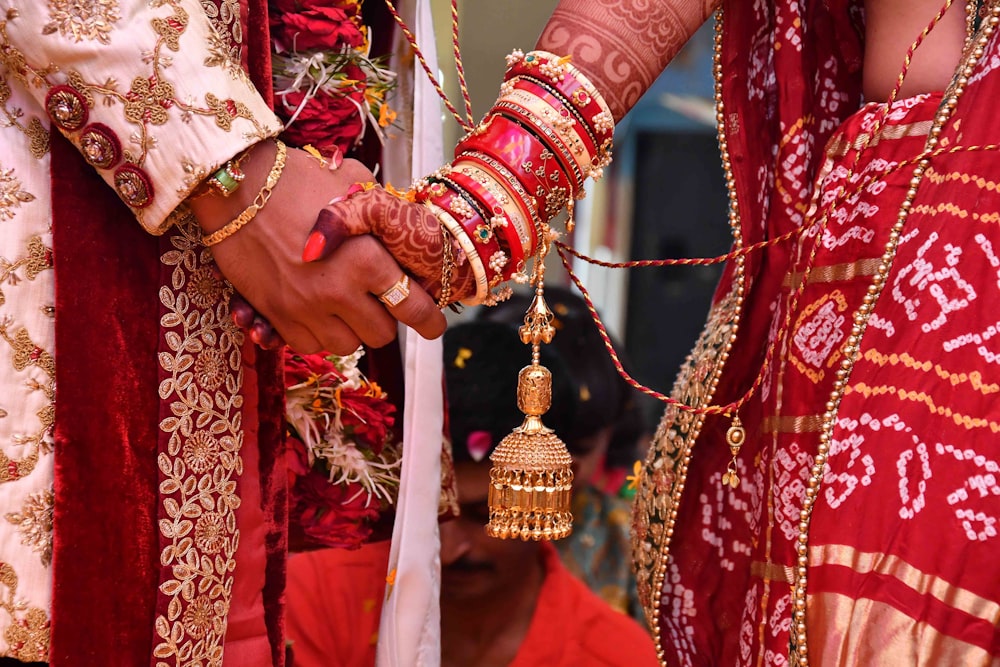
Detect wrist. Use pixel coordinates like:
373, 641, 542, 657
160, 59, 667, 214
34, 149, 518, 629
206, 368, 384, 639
189, 139, 280, 236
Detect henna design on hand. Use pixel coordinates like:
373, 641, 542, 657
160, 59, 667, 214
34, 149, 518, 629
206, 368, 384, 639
304, 188, 477, 305
538, 0, 720, 120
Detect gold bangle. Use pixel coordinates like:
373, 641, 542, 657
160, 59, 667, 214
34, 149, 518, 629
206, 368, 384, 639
202, 140, 287, 247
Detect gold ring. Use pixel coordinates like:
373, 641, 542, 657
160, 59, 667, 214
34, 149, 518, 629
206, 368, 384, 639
378, 274, 411, 308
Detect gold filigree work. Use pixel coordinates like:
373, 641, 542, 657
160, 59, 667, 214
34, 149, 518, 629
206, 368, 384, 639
5, 489, 54, 567
43, 0, 121, 45
152, 214, 243, 667
0, 167, 35, 222
0, 564, 49, 662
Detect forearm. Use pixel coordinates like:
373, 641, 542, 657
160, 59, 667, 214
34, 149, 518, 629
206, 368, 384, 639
537, 0, 720, 121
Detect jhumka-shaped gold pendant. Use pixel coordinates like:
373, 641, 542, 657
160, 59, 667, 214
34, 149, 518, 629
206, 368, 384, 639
486, 293, 574, 541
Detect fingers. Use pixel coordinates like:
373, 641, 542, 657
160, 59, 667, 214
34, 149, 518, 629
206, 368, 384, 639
303, 207, 354, 262
363, 241, 448, 341
315, 316, 365, 357
303, 186, 400, 263
329, 237, 447, 344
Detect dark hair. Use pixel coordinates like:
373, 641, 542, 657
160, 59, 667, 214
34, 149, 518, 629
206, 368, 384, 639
444, 320, 577, 464
478, 285, 634, 448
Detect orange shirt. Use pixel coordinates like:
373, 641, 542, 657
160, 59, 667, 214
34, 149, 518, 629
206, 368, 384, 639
286, 541, 659, 666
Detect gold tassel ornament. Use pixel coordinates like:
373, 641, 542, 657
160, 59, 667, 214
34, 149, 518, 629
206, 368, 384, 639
486, 236, 574, 541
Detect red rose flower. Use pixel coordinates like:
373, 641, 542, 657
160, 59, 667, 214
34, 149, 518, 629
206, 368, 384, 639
270, 3, 364, 53
339, 387, 395, 453
285, 434, 312, 478
284, 350, 343, 387
290, 469, 381, 549
276, 71, 367, 156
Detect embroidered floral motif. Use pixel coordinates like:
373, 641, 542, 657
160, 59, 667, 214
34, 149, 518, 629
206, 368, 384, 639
186, 267, 222, 308
203, 25, 244, 81
5, 488, 54, 567
0, 315, 55, 486
0, 564, 49, 662
182, 431, 220, 474
204, 93, 252, 132
200, 0, 242, 52
43, 0, 121, 45
0, 167, 35, 222
124, 76, 175, 126
153, 215, 243, 666
631, 288, 741, 630
0, 1, 273, 224
0, 74, 50, 160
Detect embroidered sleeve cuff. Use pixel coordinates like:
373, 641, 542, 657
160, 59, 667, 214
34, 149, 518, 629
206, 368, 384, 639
2, 0, 282, 234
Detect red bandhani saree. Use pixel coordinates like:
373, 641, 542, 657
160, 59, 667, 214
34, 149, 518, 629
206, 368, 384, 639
633, 1, 1000, 665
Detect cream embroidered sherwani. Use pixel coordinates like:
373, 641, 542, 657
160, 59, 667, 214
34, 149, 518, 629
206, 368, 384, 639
0, 1, 281, 663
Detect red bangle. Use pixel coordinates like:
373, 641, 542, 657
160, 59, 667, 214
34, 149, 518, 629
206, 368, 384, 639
452, 156, 539, 260
504, 51, 613, 161
444, 168, 526, 277
494, 91, 590, 186
427, 180, 507, 285
508, 77, 598, 158
456, 114, 572, 223
493, 103, 584, 190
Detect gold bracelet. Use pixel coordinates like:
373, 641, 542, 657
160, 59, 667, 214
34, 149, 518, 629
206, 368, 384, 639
425, 201, 489, 305
437, 223, 456, 308
202, 140, 287, 247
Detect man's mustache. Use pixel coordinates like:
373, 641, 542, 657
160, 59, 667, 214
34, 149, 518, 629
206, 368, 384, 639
443, 557, 495, 574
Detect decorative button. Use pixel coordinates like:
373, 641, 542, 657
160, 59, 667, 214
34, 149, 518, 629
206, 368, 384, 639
79, 123, 121, 170
114, 165, 154, 209
45, 85, 89, 132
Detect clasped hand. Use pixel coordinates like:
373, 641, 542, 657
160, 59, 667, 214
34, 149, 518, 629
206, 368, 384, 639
191, 143, 452, 355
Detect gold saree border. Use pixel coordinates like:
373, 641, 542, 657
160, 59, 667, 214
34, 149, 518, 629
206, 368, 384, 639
809, 592, 995, 667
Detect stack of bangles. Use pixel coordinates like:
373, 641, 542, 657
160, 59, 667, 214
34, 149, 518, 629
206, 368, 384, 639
413, 50, 614, 307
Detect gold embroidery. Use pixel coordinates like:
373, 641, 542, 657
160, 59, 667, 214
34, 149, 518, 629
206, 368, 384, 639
5, 488, 54, 567
200, 0, 242, 57
203, 26, 244, 82
0, 303, 56, 486
124, 75, 176, 126
631, 287, 742, 629
0, 1, 269, 177
43, 0, 121, 45
0, 564, 50, 662
0, 166, 35, 222
0, 72, 50, 159
152, 214, 242, 666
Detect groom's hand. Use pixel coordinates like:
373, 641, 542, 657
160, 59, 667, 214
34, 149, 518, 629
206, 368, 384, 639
189, 141, 447, 354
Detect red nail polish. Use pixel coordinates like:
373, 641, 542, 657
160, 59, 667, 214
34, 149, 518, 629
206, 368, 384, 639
302, 230, 327, 262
